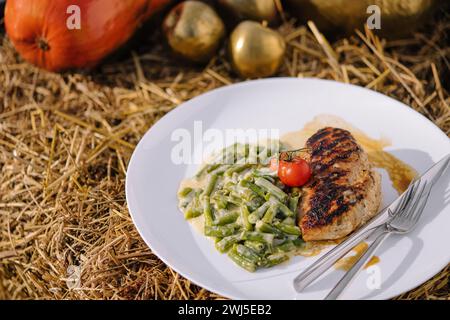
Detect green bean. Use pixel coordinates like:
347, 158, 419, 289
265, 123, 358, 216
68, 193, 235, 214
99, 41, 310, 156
215, 211, 239, 226
194, 164, 210, 178
240, 205, 253, 231
195, 163, 220, 178
254, 177, 287, 202
178, 187, 193, 197
184, 192, 202, 219
252, 168, 278, 178
245, 145, 260, 165
203, 174, 218, 196
235, 244, 262, 263
286, 234, 301, 242
215, 192, 242, 207
268, 195, 294, 217
218, 143, 248, 164
206, 163, 221, 173
257, 143, 279, 163
292, 238, 304, 247
261, 253, 289, 267
274, 223, 301, 236
239, 179, 266, 198
261, 176, 276, 184
211, 144, 238, 164
235, 143, 249, 161
215, 234, 240, 253
246, 197, 265, 212
244, 240, 266, 254
204, 224, 238, 237
228, 247, 257, 272
228, 196, 244, 206
222, 180, 236, 191
241, 231, 274, 244
230, 185, 257, 202
225, 164, 252, 177
212, 194, 228, 209
210, 165, 231, 175
282, 216, 296, 226
255, 221, 283, 237
179, 187, 194, 207
267, 141, 280, 155
275, 240, 296, 253
278, 202, 295, 217
289, 193, 300, 212
261, 205, 278, 224
248, 202, 271, 224
203, 196, 214, 226
184, 205, 202, 219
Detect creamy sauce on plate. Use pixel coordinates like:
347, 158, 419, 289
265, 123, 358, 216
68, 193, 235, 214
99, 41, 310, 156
334, 242, 380, 271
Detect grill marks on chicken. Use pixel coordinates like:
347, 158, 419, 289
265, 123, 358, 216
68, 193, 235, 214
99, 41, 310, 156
299, 127, 381, 241
308, 129, 361, 173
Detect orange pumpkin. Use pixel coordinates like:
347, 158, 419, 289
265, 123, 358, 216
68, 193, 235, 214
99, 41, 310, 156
5, 0, 171, 71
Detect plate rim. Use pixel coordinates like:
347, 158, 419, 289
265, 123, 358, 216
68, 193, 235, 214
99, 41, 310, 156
126, 77, 450, 300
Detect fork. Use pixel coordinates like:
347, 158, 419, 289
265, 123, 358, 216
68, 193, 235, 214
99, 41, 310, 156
292, 178, 418, 293
293, 154, 450, 293
324, 178, 433, 300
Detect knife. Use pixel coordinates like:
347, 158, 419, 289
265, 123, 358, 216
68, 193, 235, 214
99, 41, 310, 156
293, 153, 450, 293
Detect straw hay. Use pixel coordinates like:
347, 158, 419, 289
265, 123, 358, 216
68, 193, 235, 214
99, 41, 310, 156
0, 12, 449, 300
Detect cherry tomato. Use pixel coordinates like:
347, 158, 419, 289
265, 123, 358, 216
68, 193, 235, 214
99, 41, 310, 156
277, 155, 311, 187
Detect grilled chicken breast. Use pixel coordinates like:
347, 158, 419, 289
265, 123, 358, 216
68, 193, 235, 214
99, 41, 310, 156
299, 127, 381, 241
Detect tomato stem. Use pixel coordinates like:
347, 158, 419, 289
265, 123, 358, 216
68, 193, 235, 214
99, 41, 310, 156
278, 147, 310, 162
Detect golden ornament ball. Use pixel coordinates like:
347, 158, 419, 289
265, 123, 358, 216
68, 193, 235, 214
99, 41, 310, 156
229, 21, 286, 78
163, 1, 225, 62
286, 0, 438, 38
219, 0, 278, 23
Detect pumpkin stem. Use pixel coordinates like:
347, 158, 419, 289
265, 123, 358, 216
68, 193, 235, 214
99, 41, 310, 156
37, 37, 50, 51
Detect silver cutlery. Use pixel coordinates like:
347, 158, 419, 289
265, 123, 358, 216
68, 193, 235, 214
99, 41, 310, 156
293, 153, 450, 294
325, 178, 432, 299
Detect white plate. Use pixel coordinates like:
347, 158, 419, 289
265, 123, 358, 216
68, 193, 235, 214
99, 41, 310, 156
126, 78, 450, 300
